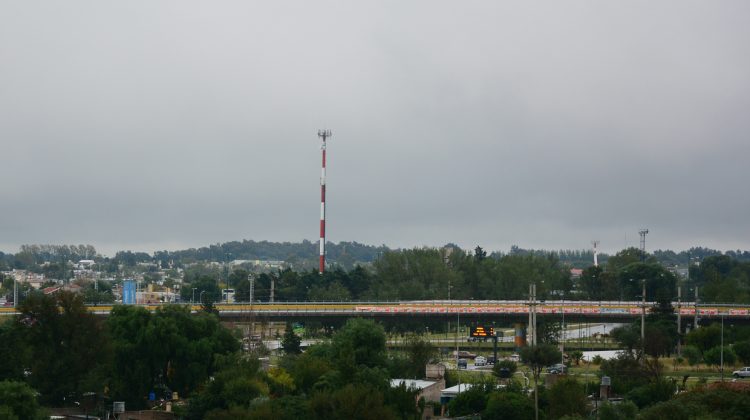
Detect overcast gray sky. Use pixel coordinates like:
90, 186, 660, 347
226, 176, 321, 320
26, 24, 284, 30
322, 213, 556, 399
1, 1, 749, 257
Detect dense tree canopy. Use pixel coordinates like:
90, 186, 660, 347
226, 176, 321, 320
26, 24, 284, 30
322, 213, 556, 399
107, 304, 238, 408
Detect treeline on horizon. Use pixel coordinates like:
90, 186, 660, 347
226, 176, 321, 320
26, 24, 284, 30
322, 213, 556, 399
4, 242, 750, 304
178, 247, 750, 304
3, 240, 750, 271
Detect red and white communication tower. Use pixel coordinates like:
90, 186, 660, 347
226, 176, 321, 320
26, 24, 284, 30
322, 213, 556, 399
317, 129, 331, 274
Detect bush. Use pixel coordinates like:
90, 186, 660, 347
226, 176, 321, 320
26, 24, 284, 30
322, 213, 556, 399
492, 360, 517, 379
598, 400, 638, 420
483, 391, 534, 420
703, 345, 736, 369
638, 386, 750, 420
626, 379, 675, 408
732, 340, 750, 365
599, 354, 649, 395
0, 381, 47, 420
682, 345, 702, 368
548, 377, 588, 418
448, 385, 489, 417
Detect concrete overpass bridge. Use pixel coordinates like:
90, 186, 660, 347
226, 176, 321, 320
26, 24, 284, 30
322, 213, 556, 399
3, 300, 749, 325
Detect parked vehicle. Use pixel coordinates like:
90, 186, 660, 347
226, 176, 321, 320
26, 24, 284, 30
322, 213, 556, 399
452, 350, 477, 359
475, 356, 487, 366
458, 359, 468, 369
546, 363, 567, 374
733, 367, 750, 378
486, 356, 496, 365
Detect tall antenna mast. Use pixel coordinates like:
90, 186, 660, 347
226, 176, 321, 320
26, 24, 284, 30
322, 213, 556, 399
318, 129, 332, 274
592, 240, 600, 267
639, 229, 649, 261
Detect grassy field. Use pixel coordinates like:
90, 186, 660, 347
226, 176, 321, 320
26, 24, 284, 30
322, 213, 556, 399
437, 354, 750, 389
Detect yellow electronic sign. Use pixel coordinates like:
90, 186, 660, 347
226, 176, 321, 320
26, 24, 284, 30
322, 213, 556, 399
470, 326, 495, 337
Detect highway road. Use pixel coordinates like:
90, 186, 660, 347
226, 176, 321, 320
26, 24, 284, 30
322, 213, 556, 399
2, 300, 749, 320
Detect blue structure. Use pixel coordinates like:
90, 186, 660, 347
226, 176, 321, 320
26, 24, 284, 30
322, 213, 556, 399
123, 280, 136, 304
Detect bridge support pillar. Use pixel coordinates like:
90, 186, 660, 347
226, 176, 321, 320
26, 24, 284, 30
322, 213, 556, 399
514, 323, 526, 349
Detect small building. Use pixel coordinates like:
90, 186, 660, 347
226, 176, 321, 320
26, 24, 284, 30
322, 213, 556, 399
390, 379, 445, 420
440, 383, 474, 405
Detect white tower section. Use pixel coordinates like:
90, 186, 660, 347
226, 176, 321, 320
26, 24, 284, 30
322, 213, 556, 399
592, 240, 600, 267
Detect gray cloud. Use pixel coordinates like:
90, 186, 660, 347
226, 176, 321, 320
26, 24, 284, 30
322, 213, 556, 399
1, 1, 749, 256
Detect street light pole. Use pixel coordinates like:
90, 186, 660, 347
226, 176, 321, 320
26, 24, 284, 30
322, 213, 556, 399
528, 283, 537, 346
192, 288, 197, 304
694, 286, 700, 329
561, 295, 565, 366
677, 285, 682, 356
641, 280, 646, 360
721, 315, 725, 382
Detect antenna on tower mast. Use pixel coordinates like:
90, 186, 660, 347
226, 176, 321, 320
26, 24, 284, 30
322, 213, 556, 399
592, 240, 600, 267
317, 129, 332, 274
639, 229, 649, 262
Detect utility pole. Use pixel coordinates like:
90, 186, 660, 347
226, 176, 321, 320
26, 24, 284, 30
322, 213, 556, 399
528, 284, 533, 346
528, 283, 537, 346
270, 277, 275, 303
248, 273, 255, 303
561, 294, 565, 366
721, 315, 725, 382
456, 300, 461, 396
694, 286, 700, 329
248, 273, 256, 339
641, 280, 646, 360
677, 285, 682, 356
317, 129, 331, 274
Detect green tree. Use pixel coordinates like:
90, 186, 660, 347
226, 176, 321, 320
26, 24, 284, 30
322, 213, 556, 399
599, 353, 649, 395
548, 377, 587, 418
492, 360, 518, 379
638, 385, 750, 420
107, 304, 238, 408
626, 379, 675, 409
288, 352, 333, 393
447, 380, 493, 417
520, 344, 561, 420
681, 345, 702, 368
569, 350, 584, 366
597, 400, 638, 420
181, 275, 221, 303
0, 380, 47, 420
685, 323, 722, 354
332, 319, 387, 371
732, 340, 750, 365
308, 384, 396, 420
605, 247, 651, 273
483, 391, 534, 420
0, 322, 28, 382
703, 345, 736, 369
17, 291, 108, 405
403, 334, 437, 378
578, 265, 604, 300
188, 354, 268, 420
281, 323, 302, 355
371, 249, 461, 300
615, 262, 677, 303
